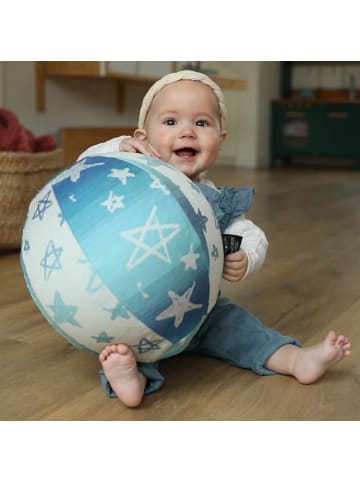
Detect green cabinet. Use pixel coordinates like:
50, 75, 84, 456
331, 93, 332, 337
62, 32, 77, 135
271, 101, 360, 166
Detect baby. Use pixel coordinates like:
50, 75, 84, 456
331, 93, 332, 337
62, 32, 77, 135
79, 70, 351, 407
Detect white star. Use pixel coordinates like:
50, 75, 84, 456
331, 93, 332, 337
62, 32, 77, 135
181, 244, 201, 271
120, 205, 180, 270
55, 158, 105, 183
155, 282, 202, 328
101, 191, 125, 213
150, 176, 170, 195
108, 167, 135, 185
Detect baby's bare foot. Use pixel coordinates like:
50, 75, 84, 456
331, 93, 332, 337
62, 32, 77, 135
99, 344, 146, 407
292, 330, 351, 384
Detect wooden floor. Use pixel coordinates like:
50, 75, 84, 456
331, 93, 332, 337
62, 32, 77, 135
1, 165, 360, 421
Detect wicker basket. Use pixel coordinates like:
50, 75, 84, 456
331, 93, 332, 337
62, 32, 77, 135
0, 148, 65, 250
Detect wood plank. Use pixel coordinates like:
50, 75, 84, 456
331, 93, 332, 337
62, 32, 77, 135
60, 126, 136, 164
43, 61, 102, 77
36, 61, 248, 111
107, 69, 248, 90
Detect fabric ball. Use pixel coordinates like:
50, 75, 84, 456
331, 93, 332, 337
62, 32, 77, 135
20, 152, 224, 362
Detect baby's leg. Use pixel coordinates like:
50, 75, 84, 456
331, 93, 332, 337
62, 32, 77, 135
186, 297, 302, 375
265, 330, 351, 384
99, 344, 146, 407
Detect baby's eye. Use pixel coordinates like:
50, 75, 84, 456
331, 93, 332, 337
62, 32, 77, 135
196, 119, 209, 127
164, 118, 176, 126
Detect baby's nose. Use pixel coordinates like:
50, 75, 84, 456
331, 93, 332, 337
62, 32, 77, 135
179, 124, 195, 137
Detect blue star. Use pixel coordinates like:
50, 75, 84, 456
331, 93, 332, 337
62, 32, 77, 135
32, 191, 52, 221
91, 331, 114, 343
85, 272, 104, 293
211, 244, 219, 258
48, 291, 81, 327
58, 211, 65, 226
103, 302, 130, 320
195, 208, 208, 233
132, 337, 163, 354
78, 258, 104, 293
40, 240, 63, 280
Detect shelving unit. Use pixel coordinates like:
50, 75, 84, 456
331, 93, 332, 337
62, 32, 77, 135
271, 61, 360, 167
35, 61, 248, 112
280, 61, 360, 99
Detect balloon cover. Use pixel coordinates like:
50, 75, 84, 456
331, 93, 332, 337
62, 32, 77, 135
20, 152, 223, 362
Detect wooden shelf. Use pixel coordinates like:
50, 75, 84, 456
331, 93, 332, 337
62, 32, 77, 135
107, 69, 248, 90
35, 61, 248, 112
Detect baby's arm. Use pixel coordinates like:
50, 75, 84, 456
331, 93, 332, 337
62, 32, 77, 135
223, 216, 268, 282
76, 135, 160, 162
76, 135, 130, 161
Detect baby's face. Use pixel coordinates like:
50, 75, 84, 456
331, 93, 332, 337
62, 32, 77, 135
140, 80, 227, 181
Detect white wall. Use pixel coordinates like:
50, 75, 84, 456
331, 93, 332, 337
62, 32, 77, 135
256, 62, 281, 168
202, 61, 280, 168
3, 61, 148, 141
2, 61, 280, 168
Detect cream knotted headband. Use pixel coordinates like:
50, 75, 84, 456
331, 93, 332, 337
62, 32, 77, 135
138, 70, 227, 130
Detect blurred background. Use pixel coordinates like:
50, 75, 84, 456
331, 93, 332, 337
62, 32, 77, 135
2, 61, 359, 170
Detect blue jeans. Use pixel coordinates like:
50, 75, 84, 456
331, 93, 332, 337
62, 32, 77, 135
99, 296, 301, 397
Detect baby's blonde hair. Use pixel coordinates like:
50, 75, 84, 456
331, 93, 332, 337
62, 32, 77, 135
138, 70, 227, 130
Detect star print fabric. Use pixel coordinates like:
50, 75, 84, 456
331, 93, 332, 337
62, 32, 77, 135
21, 153, 224, 362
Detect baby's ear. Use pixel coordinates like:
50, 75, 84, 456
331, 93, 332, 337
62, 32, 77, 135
134, 128, 147, 141
219, 130, 227, 149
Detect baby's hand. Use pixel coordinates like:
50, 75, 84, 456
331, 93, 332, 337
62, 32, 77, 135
222, 249, 248, 282
120, 137, 161, 158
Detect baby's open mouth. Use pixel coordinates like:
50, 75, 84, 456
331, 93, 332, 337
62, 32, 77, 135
174, 148, 198, 158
